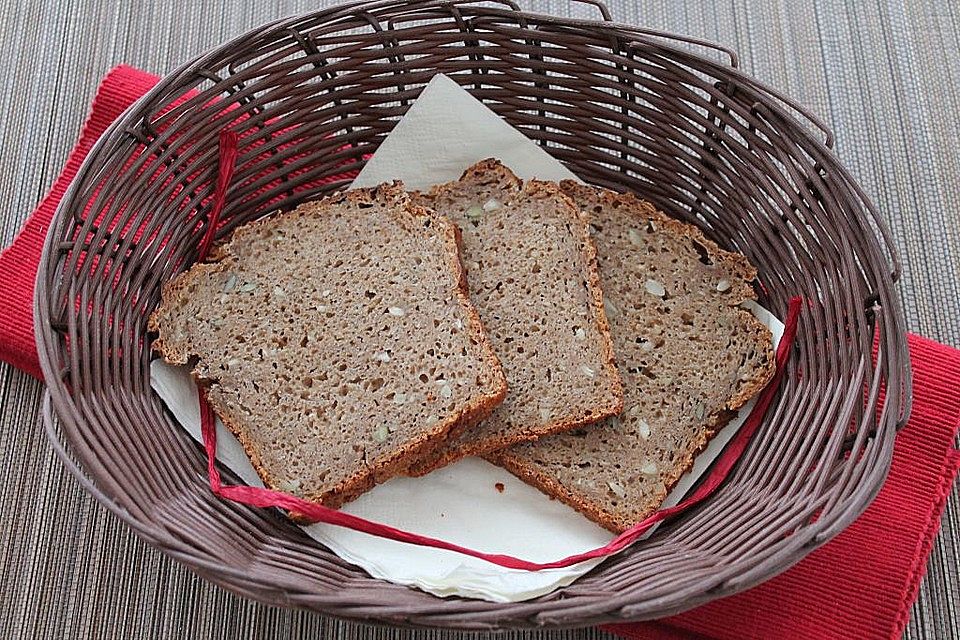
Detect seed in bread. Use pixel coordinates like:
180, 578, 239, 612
406, 160, 624, 474
488, 182, 775, 532
149, 183, 508, 509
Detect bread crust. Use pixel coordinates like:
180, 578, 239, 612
149, 183, 507, 510
489, 183, 776, 533
403, 161, 624, 475
488, 409, 738, 533
558, 181, 776, 405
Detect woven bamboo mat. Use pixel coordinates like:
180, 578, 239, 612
0, 1, 957, 638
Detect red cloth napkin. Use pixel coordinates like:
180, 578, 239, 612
2, 66, 958, 639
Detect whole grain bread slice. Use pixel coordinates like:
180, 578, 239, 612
488, 182, 776, 532
404, 160, 624, 475
149, 183, 507, 509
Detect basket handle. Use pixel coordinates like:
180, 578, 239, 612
568, 0, 612, 20
564, 0, 738, 68
741, 76, 836, 149
563, 0, 836, 150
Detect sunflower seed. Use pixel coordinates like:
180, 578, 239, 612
607, 481, 627, 499
628, 229, 643, 245
374, 425, 390, 443
716, 279, 731, 292
604, 297, 620, 319
222, 274, 237, 293
644, 279, 665, 297
638, 419, 651, 439
277, 478, 302, 494
387, 306, 405, 317
640, 461, 658, 475
482, 198, 501, 212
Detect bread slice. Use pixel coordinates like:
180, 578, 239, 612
149, 183, 508, 508
488, 182, 776, 532
405, 160, 623, 474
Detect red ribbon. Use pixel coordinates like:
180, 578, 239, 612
195, 130, 802, 570
197, 130, 239, 260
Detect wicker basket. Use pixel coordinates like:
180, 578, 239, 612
37, 0, 911, 629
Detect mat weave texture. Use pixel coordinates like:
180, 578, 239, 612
0, 1, 957, 638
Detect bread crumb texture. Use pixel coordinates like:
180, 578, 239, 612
149, 183, 507, 508
406, 160, 624, 473
490, 182, 775, 532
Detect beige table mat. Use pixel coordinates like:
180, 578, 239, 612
1, 1, 957, 638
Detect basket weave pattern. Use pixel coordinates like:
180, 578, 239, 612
36, 0, 910, 628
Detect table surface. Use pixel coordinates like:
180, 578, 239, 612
1, 1, 958, 638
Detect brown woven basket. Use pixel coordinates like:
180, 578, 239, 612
36, 0, 911, 629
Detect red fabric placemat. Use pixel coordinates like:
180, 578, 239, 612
604, 332, 960, 640
0, 65, 160, 379
1, 65, 957, 638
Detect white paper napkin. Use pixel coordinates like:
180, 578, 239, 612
150, 73, 784, 603
353, 74, 580, 189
